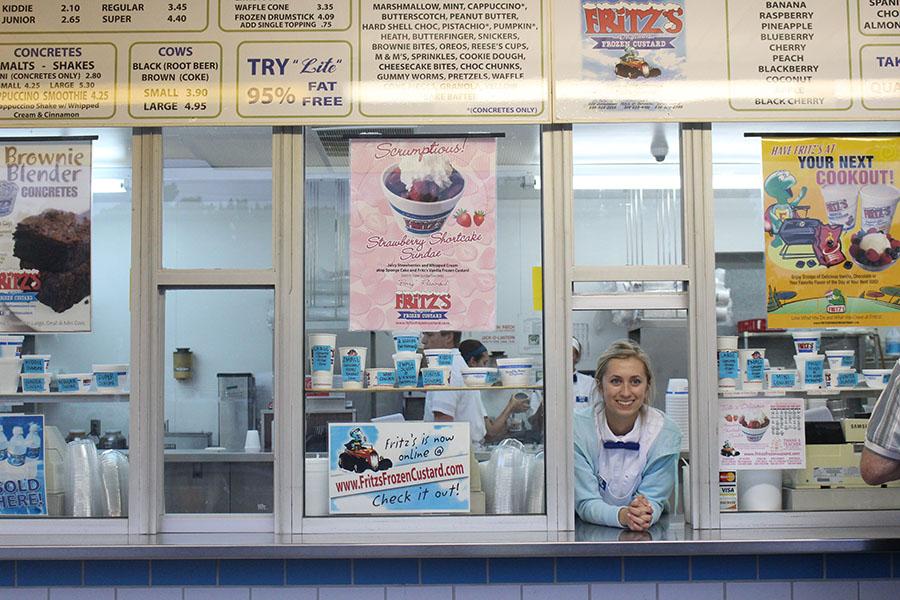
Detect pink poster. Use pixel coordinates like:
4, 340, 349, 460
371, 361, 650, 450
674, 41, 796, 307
349, 137, 497, 332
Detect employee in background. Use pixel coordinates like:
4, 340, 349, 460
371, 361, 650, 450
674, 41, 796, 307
571, 336, 601, 408
459, 338, 531, 442
574, 339, 681, 531
422, 331, 487, 445
861, 359, 900, 485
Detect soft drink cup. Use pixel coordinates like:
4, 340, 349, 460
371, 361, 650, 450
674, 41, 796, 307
338, 346, 367, 389
308, 333, 336, 389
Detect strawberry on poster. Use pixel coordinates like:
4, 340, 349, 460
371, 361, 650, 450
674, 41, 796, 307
348, 137, 497, 332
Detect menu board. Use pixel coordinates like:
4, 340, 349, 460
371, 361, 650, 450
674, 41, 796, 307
0, 0, 549, 126
719, 396, 805, 470
553, 0, 900, 122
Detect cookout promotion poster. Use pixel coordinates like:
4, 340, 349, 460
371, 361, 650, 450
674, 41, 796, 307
328, 422, 470, 514
762, 137, 900, 329
719, 396, 805, 470
0, 138, 92, 332
348, 137, 497, 332
0, 414, 46, 516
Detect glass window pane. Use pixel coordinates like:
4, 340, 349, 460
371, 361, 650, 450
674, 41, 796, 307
712, 122, 899, 514
303, 125, 544, 517
573, 123, 683, 266
163, 289, 274, 514
571, 308, 688, 533
0, 127, 132, 518
162, 127, 272, 270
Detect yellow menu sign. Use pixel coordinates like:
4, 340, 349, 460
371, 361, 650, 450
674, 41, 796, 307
762, 137, 900, 328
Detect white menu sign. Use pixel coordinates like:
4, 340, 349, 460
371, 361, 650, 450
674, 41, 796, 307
719, 396, 806, 470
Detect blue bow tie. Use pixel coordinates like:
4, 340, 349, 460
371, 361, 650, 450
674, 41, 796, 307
603, 441, 640, 451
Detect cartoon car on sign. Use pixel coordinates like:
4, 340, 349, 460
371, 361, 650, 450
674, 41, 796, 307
614, 46, 662, 79
338, 427, 393, 473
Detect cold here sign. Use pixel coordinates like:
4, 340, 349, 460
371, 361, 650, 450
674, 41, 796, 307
328, 423, 470, 514
0, 414, 46, 516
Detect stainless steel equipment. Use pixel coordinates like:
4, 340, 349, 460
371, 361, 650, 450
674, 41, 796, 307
217, 372, 257, 450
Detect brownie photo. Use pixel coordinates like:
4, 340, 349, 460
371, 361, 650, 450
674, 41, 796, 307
13, 209, 90, 273
13, 208, 91, 313
37, 260, 90, 314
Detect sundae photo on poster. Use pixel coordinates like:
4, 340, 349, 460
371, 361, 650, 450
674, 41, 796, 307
762, 137, 900, 328
349, 137, 497, 332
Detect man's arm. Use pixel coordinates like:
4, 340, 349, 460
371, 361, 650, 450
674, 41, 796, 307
860, 447, 900, 485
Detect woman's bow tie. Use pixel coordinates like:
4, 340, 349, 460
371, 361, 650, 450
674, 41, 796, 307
603, 441, 640, 451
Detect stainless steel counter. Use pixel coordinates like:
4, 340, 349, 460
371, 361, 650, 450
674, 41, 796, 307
163, 450, 274, 462
2, 521, 899, 559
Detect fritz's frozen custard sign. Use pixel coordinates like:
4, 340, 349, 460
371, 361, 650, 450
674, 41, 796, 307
349, 137, 498, 331
583, 1, 685, 50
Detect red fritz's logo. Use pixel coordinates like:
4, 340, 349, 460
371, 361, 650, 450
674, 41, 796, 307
583, 2, 684, 35
0, 271, 40, 291
395, 292, 452, 322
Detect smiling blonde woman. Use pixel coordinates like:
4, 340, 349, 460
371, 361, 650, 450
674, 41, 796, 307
574, 339, 682, 531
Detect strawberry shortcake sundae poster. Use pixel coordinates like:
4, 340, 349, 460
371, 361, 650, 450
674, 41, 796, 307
348, 137, 497, 332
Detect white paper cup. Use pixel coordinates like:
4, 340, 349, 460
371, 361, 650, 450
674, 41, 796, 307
421, 366, 451, 388
765, 369, 797, 389
862, 369, 892, 389
392, 352, 422, 388
92, 363, 129, 392
0, 335, 23, 358
825, 368, 858, 389
462, 367, 495, 387
717, 349, 740, 388
244, 430, 261, 453
496, 358, 533, 386
821, 184, 859, 231
56, 373, 92, 393
737, 470, 782, 511
717, 336, 738, 350
365, 368, 396, 389
792, 331, 821, 354
338, 346, 367, 389
739, 348, 766, 390
21, 354, 50, 374
794, 354, 825, 389
424, 348, 456, 367
20, 372, 50, 393
825, 350, 855, 370
308, 333, 336, 389
392, 333, 421, 353
0, 357, 21, 393
859, 184, 900, 232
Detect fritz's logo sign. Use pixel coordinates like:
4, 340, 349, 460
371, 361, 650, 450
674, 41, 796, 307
395, 292, 451, 322
583, 2, 684, 50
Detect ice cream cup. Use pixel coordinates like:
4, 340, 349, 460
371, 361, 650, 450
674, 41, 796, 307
0, 335, 23, 358
56, 373, 93, 393
338, 346, 367, 389
0, 357, 21, 393
424, 348, 456, 367
792, 331, 821, 354
21, 354, 50, 374
392, 351, 422, 388
382, 163, 465, 236
308, 333, 336, 389
20, 372, 50, 393
825, 349, 855, 370
862, 369, 892, 389
392, 333, 420, 353
365, 368, 395, 389
717, 349, 739, 388
496, 358, 533, 386
821, 184, 859, 231
859, 184, 900, 232
739, 348, 766, 390
716, 336, 738, 350
765, 369, 797, 389
825, 368, 858, 389
741, 423, 769, 443
794, 354, 825, 389
421, 366, 451, 388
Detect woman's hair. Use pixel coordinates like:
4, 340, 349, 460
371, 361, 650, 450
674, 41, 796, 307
459, 339, 488, 365
594, 339, 654, 410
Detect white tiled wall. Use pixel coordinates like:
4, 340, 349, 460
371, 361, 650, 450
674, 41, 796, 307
725, 581, 792, 600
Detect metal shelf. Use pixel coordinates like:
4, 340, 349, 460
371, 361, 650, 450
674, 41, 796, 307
0, 392, 129, 403
719, 387, 883, 398
305, 385, 543, 394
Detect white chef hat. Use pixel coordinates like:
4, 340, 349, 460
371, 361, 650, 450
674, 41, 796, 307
571, 336, 582, 354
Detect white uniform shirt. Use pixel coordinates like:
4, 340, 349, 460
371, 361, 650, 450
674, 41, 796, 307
423, 350, 487, 444
573, 371, 601, 409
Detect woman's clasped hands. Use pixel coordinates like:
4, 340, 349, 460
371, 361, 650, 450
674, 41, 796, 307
618, 494, 653, 532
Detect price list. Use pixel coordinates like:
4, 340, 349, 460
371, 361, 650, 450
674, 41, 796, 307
0, 43, 116, 120
128, 43, 222, 119
219, 0, 351, 31
0, 1, 207, 33
236, 41, 352, 118
725, 0, 852, 111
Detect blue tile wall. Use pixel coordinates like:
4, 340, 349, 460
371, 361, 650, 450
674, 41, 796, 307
0, 553, 897, 589
692, 555, 757, 581
84, 561, 149, 586
151, 560, 218, 586
421, 558, 487, 585
354, 559, 418, 585
556, 557, 621, 583
489, 558, 554, 584
825, 553, 892, 579
16, 561, 81, 587
624, 556, 689, 582
285, 559, 352, 586
219, 560, 284, 586
758, 554, 823, 580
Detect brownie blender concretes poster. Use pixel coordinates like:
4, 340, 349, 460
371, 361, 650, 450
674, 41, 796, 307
0, 139, 92, 332
349, 137, 497, 332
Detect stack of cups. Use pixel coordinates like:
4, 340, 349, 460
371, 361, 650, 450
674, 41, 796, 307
739, 348, 766, 390
338, 347, 367, 389
244, 430, 261, 453
308, 333, 336, 389
795, 353, 826, 389
65, 439, 101, 517
717, 336, 739, 389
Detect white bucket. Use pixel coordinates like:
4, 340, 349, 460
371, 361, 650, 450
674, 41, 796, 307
21, 354, 50, 374
421, 366, 451, 388
737, 470, 782, 511
392, 352, 422, 388
308, 334, 336, 389
0, 335, 24, 358
496, 358, 534, 386
365, 368, 395, 389
338, 346, 367, 390
0, 357, 21, 393
424, 348, 456, 367
92, 363, 129, 393
56, 373, 93, 393
20, 373, 51, 393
